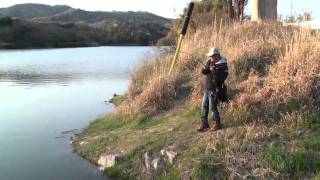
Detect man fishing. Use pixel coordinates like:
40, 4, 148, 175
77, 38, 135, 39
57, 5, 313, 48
197, 47, 229, 132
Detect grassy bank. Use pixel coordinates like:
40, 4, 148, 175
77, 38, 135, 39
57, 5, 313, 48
74, 22, 320, 179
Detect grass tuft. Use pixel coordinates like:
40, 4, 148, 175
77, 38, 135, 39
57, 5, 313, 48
191, 162, 217, 180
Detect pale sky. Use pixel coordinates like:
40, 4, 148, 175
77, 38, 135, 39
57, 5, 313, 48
0, 0, 191, 18
0, 0, 319, 20
248, 0, 320, 20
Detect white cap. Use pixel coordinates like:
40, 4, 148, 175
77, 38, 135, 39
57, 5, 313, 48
206, 47, 220, 57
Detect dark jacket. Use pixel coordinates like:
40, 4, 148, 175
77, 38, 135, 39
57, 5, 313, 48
201, 57, 228, 91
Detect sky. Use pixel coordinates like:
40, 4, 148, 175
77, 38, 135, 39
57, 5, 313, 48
0, 0, 191, 18
250, 0, 320, 20
0, 0, 319, 20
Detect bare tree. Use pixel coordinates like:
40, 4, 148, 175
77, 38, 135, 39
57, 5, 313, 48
227, 0, 234, 20
237, 0, 245, 21
227, 0, 246, 22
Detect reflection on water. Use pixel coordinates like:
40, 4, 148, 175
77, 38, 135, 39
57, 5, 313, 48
0, 71, 128, 86
0, 71, 74, 86
0, 46, 152, 86
0, 46, 154, 180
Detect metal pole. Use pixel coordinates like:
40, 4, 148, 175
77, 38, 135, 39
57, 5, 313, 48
168, 34, 184, 75
168, 2, 194, 76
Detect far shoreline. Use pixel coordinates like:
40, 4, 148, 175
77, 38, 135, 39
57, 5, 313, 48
0, 43, 165, 51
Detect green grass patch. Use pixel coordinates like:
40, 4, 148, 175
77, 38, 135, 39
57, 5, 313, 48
84, 114, 127, 134
222, 107, 252, 126
307, 112, 320, 130
187, 146, 207, 158
111, 94, 128, 106
300, 135, 320, 151
280, 98, 303, 113
76, 136, 119, 160
104, 146, 144, 179
135, 114, 164, 129
192, 162, 216, 180
105, 166, 122, 179
156, 167, 181, 180
84, 113, 149, 134
182, 106, 201, 119
279, 129, 293, 141
260, 145, 320, 177
190, 161, 227, 180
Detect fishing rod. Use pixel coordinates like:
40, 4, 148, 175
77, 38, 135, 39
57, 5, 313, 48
178, 50, 208, 67
168, 1, 195, 75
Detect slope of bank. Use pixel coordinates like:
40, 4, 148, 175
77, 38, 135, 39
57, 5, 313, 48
74, 22, 320, 179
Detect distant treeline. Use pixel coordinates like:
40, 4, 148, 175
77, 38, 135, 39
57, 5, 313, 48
0, 4, 170, 24
0, 16, 169, 49
0, 3, 171, 49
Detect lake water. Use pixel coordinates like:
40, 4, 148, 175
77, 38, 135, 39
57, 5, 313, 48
0, 46, 155, 180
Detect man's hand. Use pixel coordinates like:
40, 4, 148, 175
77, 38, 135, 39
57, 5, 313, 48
201, 60, 211, 75
201, 67, 210, 75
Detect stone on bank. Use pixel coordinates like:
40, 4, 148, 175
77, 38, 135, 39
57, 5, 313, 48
98, 154, 123, 171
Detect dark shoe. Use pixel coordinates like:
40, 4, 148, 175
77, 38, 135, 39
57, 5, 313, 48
211, 122, 222, 131
197, 118, 209, 132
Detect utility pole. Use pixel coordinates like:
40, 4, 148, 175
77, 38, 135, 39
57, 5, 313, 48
251, 0, 277, 21
290, 0, 293, 18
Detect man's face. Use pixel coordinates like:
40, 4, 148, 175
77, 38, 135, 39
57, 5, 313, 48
209, 54, 220, 62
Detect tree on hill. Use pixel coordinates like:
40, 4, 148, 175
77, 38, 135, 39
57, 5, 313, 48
297, 12, 312, 22
228, 0, 247, 21
0, 16, 169, 48
0, 16, 13, 26
0, 4, 172, 48
0, 3, 71, 19
157, 0, 249, 46
284, 12, 313, 23
0, 3, 170, 24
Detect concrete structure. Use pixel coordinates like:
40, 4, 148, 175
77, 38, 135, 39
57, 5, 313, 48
251, 0, 277, 21
285, 21, 320, 32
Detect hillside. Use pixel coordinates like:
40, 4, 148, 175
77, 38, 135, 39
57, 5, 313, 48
33, 9, 170, 24
0, 4, 171, 48
0, 16, 169, 48
0, 3, 170, 24
73, 21, 320, 179
0, 4, 70, 19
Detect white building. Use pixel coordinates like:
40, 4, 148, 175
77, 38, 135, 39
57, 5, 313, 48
285, 21, 320, 32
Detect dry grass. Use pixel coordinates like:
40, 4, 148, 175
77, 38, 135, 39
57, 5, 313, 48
117, 22, 320, 122
78, 22, 320, 179
120, 73, 182, 116
229, 27, 320, 122
123, 22, 320, 178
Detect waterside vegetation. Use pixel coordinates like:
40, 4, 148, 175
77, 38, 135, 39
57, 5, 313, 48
74, 21, 320, 179
75, 0, 320, 179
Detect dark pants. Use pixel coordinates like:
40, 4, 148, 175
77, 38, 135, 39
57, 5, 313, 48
200, 90, 221, 124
